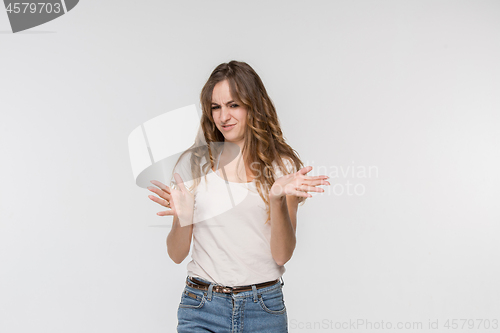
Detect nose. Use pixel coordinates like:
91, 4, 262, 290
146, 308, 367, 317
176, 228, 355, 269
220, 106, 231, 122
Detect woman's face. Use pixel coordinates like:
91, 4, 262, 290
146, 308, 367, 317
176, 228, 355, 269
211, 80, 248, 148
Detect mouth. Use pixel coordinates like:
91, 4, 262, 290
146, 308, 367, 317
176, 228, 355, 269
222, 124, 236, 131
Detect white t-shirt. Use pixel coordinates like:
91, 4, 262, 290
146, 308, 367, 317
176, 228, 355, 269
167, 150, 297, 287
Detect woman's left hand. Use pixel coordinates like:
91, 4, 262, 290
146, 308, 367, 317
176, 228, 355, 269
270, 166, 330, 200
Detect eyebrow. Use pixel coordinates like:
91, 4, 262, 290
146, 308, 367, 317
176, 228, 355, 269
211, 100, 236, 106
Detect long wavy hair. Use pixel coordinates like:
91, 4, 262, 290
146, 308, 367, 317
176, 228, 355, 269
171, 60, 306, 224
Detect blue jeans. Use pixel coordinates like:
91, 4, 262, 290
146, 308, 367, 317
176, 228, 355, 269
177, 276, 288, 333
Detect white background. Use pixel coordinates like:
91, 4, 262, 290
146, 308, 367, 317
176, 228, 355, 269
1, 1, 499, 332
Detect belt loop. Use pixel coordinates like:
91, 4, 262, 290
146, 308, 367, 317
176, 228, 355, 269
252, 284, 258, 303
280, 276, 284, 287
207, 283, 214, 301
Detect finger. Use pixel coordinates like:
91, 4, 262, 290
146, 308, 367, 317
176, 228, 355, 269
150, 180, 171, 194
169, 193, 176, 210
297, 185, 325, 193
298, 166, 313, 175
147, 186, 172, 201
291, 189, 312, 198
148, 194, 172, 208
157, 210, 175, 216
303, 175, 329, 181
173, 173, 188, 192
303, 179, 331, 186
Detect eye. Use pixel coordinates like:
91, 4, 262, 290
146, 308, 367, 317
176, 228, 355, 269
230, 104, 239, 108
211, 105, 220, 110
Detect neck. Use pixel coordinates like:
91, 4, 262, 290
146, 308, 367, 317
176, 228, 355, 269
222, 141, 245, 159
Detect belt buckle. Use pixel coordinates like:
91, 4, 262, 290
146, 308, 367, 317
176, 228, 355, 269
221, 286, 233, 293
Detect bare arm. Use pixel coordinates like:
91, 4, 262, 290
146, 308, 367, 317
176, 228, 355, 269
166, 215, 193, 264
270, 195, 299, 266
148, 178, 194, 264
269, 166, 330, 266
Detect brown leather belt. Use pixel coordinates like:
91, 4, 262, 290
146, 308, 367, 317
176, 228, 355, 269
186, 276, 280, 295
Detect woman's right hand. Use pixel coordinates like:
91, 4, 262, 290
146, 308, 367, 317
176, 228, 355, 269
147, 173, 195, 227
147, 179, 175, 217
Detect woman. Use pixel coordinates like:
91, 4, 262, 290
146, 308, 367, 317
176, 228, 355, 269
147, 60, 330, 332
